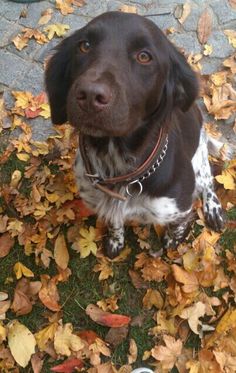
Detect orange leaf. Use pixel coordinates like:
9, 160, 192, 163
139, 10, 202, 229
38, 275, 61, 312
78, 330, 98, 345
197, 9, 212, 44
51, 358, 83, 372
54, 234, 69, 270
86, 304, 131, 328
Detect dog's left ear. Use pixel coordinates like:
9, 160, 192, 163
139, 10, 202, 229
169, 46, 199, 112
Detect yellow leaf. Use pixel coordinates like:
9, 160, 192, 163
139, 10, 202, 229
203, 43, 213, 55
179, 3, 191, 24
216, 308, 236, 333
16, 153, 30, 162
224, 29, 236, 48
8, 320, 36, 368
39, 103, 51, 118
10, 170, 22, 188
0, 322, 7, 342
54, 323, 84, 356
119, 4, 137, 13
97, 295, 119, 312
12, 91, 33, 109
35, 322, 58, 351
38, 8, 53, 25
93, 260, 113, 280
54, 234, 69, 270
73, 226, 97, 258
13, 262, 34, 280
31, 140, 49, 156
143, 289, 164, 310
44, 24, 70, 40
172, 264, 199, 293
215, 170, 235, 190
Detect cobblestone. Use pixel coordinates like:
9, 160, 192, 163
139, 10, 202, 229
0, 0, 235, 141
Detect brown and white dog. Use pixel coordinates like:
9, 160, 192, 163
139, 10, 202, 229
45, 11, 224, 258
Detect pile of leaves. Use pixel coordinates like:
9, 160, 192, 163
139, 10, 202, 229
0, 2, 236, 373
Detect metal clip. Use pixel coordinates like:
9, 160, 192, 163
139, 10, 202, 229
126, 180, 143, 197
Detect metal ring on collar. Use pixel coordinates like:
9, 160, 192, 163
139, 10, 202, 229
126, 180, 143, 197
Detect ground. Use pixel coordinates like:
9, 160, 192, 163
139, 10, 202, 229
0, 1, 236, 373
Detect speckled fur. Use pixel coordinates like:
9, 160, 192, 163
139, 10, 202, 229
75, 128, 223, 258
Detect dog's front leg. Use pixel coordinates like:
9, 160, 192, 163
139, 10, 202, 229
104, 224, 125, 259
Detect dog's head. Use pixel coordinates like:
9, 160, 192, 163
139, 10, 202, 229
45, 11, 199, 137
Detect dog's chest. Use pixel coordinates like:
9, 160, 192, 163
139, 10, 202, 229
74, 143, 189, 226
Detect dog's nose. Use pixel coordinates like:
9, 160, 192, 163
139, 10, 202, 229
77, 83, 111, 111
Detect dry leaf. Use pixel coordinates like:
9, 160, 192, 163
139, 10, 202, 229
105, 326, 128, 347
119, 5, 137, 13
229, 0, 236, 9
56, 0, 74, 16
215, 170, 235, 190
12, 34, 28, 50
178, 3, 191, 24
31, 353, 44, 373
51, 358, 83, 372
13, 262, 34, 279
86, 304, 131, 328
73, 226, 97, 258
38, 8, 53, 25
54, 234, 69, 270
54, 323, 84, 356
93, 259, 113, 280
143, 289, 164, 310
35, 322, 58, 351
0, 232, 14, 258
44, 24, 70, 40
180, 301, 206, 334
172, 264, 199, 293
128, 338, 138, 364
8, 320, 36, 368
197, 9, 212, 44
151, 335, 183, 370
38, 275, 61, 312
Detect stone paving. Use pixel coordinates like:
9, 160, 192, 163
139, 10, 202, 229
0, 0, 235, 141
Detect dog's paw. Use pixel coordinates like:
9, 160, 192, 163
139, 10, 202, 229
204, 192, 225, 232
104, 227, 124, 259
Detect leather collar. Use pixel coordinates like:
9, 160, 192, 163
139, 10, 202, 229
79, 127, 168, 201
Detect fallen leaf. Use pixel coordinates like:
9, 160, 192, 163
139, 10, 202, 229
215, 170, 235, 190
143, 289, 164, 310
151, 335, 183, 370
73, 226, 97, 258
97, 295, 119, 312
54, 234, 69, 270
86, 304, 131, 328
128, 338, 138, 364
44, 24, 70, 40
172, 264, 199, 293
128, 269, 148, 289
224, 29, 236, 48
54, 323, 84, 356
229, 0, 236, 9
197, 9, 212, 44
56, 0, 74, 15
51, 358, 83, 372
93, 259, 114, 280
8, 320, 36, 368
180, 301, 206, 334
10, 170, 22, 188
38, 8, 53, 25
105, 326, 128, 347
35, 322, 58, 351
119, 5, 137, 13
203, 43, 213, 56
12, 34, 28, 50
178, 3, 191, 24
13, 262, 34, 280
38, 275, 61, 312
0, 232, 14, 258
31, 353, 44, 373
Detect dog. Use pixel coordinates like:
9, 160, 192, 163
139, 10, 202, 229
45, 11, 225, 258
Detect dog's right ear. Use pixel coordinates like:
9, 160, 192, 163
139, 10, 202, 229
45, 36, 74, 124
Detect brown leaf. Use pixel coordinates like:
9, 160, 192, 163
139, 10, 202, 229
128, 338, 137, 364
51, 358, 83, 372
39, 275, 61, 312
38, 8, 53, 25
86, 304, 131, 328
172, 264, 199, 293
54, 234, 69, 270
0, 232, 14, 258
178, 3, 191, 24
197, 9, 212, 44
105, 326, 128, 347
128, 269, 148, 289
151, 335, 183, 370
31, 352, 44, 373
228, 0, 236, 9
143, 289, 164, 310
11, 289, 32, 316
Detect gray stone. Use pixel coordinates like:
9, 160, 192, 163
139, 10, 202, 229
7, 38, 41, 61
0, 50, 27, 88
0, 0, 27, 22
28, 117, 56, 141
170, 32, 202, 54
73, 0, 108, 16
0, 16, 22, 47
34, 38, 59, 64
63, 14, 88, 34
15, 63, 44, 94
201, 57, 223, 75
211, 0, 236, 25
207, 31, 234, 58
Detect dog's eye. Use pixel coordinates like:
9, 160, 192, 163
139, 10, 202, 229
79, 41, 91, 53
136, 51, 152, 64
